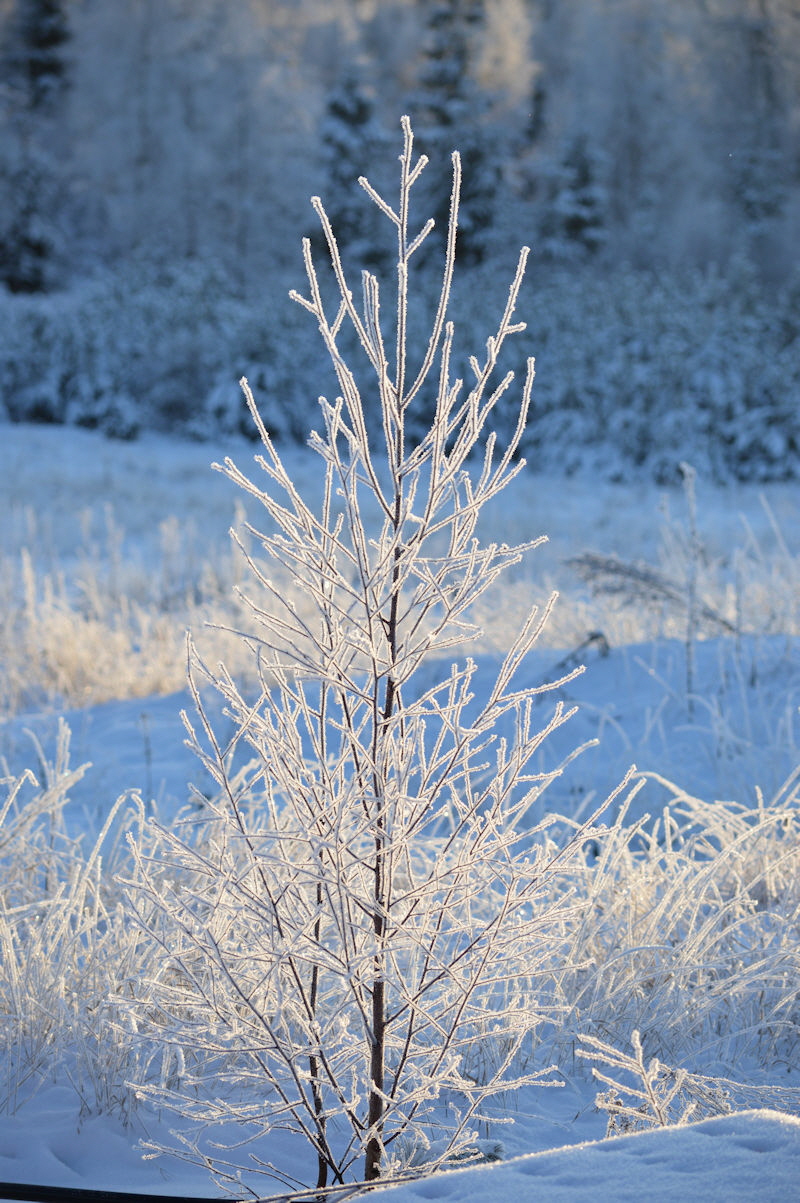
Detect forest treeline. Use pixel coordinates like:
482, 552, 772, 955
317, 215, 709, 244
1, 0, 798, 287
0, 1, 798, 481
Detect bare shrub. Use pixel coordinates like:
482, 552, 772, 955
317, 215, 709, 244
127, 117, 630, 1193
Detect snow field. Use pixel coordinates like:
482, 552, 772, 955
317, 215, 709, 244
3, 424, 797, 717
1, 422, 798, 1196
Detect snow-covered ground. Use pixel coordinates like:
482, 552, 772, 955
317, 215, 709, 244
2, 1101, 799, 1202
365, 1110, 800, 1203
3, 422, 797, 826
1, 421, 798, 1200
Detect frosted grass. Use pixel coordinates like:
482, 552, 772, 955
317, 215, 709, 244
2, 423, 797, 717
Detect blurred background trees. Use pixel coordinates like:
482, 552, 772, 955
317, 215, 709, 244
0, 0, 797, 478
0, 0, 796, 287
0, 0, 71, 291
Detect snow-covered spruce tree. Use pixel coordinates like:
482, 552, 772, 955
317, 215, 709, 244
129, 117, 629, 1193
540, 133, 608, 261
4, 0, 70, 112
408, 0, 497, 266
0, 142, 63, 294
318, 62, 390, 270
0, 0, 70, 292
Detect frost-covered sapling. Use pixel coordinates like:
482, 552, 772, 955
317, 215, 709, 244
129, 117, 628, 1193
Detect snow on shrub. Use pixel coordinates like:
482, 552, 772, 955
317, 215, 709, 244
126, 115, 629, 1191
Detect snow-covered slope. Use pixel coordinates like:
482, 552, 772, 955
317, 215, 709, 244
364, 1111, 800, 1203
2, 1100, 798, 1202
